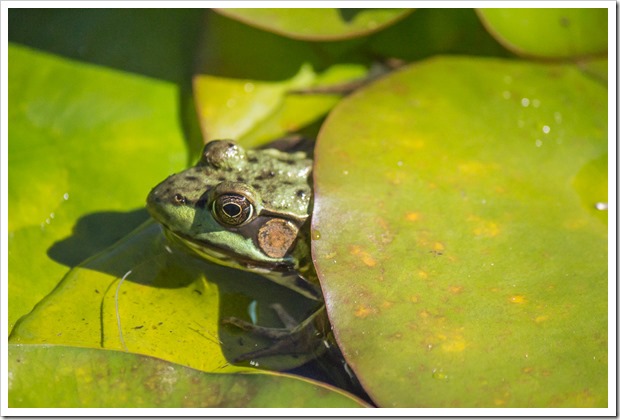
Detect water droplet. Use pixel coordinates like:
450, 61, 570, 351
521, 98, 530, 107
311, 229, 321, 240
243, 82, 255, 93
595, 202, 608, 211
554, 112, 562, 123
397, 161, 403, 167
535, 139, 543, 147
542, 125, 550, 134
502, 90, 511, 99
532, 99, 541, 108
226, 98, 237, 108
63, 193, 70, 200
342, 170, 349, 175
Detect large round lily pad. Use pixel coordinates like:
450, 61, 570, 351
215, 8, 412, 41
312, 57, 607, 407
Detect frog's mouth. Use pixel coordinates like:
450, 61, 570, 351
162, 227, 296, 275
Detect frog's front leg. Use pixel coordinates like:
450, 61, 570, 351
224, 305, 329, 362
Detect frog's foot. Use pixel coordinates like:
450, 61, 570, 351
223, 304, 328, 362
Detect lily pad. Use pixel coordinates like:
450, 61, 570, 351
7, 43, 187, 330
312, 57, 607, 407
477, 8, 608, 59
10, 220, 323, 373
8, 344, 368, 408
215, 8, 412, 41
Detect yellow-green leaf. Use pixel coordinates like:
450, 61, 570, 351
10, 221, 323, 373
8, 43, 187, 330
9, 344, 368, 408
477, 8, 608, 59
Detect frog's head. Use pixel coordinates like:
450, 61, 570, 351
146, 140, 313, 275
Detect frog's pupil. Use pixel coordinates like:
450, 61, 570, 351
223, 202, 241, 217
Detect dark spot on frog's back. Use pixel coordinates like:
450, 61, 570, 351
184, 175, 198, 182
236, 176, 246, 183
296, 189, 306, 198
256, 170, 276, 180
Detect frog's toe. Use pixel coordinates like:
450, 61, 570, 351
224, 306, 328, 361
223, 316, 289, 339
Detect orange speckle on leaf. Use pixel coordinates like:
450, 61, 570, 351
448, 285, 464, 294
405, 212, 420, 222
418, 270, 428, 279
510, 295, 527, 304
409, 295, 420, 303
362, 254, 376, 267
419, 310, 430, 319
522, 367, 534, 374
354, 305, 373, 318
381, 300, 393, 309
433, 242, 445, 252
534, 315, 549, 323
350, 245, 377, 267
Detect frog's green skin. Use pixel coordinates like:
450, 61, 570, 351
147, 140, 321, 299
147, 140, 327, 359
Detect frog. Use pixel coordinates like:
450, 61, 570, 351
146, 139, 330, 361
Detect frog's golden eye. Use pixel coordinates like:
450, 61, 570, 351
213, 194, 253, 226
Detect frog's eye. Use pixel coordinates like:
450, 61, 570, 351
212, 194, 253, 226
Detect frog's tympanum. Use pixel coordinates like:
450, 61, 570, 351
146, 140, 328, 361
